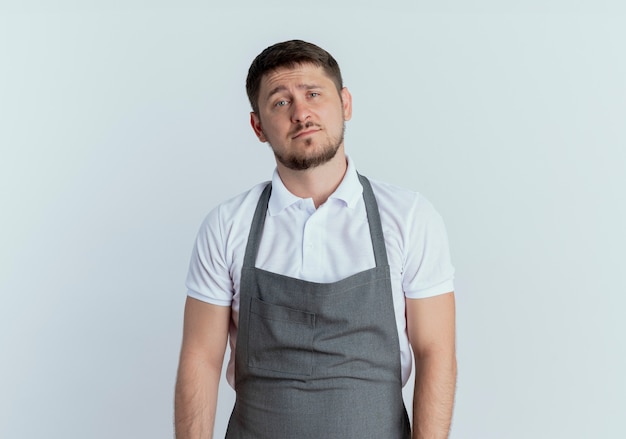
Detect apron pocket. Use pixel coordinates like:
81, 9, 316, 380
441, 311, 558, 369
247, 297, 315, 376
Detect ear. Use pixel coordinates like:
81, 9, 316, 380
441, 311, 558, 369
250, 112, 267, 142
341, 87, 353, 121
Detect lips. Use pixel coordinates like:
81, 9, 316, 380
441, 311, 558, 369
292, 128, 320, 139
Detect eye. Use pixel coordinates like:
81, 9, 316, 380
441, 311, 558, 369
275, 99, 289, 107
309, 92, 320, 98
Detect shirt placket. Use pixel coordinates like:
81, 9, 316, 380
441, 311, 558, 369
301, 200, 326, 280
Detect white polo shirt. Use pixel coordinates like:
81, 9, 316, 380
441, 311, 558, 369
186, 157, 455, 387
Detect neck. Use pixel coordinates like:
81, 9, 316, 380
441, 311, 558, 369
276, 148, 348, 208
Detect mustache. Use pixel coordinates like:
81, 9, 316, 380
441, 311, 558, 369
290, 121, 321, 137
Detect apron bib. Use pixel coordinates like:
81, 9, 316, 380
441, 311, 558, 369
225, 175, 411, 439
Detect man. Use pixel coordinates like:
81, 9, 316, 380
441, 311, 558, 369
175, 40, 456, 439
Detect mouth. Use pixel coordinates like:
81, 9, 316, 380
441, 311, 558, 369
292, 128, 320, 139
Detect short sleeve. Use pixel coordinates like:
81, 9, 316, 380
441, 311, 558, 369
402, 195, 455, 299
185, 205, 234, 306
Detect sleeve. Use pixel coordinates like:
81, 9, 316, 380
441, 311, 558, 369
185, 205, 234, 306
402, 194, 455, 299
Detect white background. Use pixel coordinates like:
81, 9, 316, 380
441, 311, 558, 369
1, 1, 625, 438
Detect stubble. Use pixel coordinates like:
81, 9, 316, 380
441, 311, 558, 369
271, 121, 345, 171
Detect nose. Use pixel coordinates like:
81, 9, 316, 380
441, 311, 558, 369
290, 97, 311, 123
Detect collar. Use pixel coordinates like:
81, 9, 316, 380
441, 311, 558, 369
267, 156, 364, 216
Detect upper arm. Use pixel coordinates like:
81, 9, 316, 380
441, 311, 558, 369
179, 296, 231, 366
406, 292, 456, 359
401, 194, 455, 301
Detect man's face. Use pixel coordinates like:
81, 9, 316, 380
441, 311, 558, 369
250, 63, 352, 171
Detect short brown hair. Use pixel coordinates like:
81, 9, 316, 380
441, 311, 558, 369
246, 40, 343, 114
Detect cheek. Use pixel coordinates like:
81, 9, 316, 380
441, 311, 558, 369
264, 121, 283, 136
259, 115, 278, 134
329, 107, 345, 126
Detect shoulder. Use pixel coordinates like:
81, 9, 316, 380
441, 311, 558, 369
197, 181, 269, 240
367, 177, 441, 223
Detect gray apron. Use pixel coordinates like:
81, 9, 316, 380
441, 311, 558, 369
225, 175, 411, 439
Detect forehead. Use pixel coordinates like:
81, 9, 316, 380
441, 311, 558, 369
259, 63, 333, 97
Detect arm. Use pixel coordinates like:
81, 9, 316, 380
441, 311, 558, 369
406, 292, 457, 439
175, 296, 231, 439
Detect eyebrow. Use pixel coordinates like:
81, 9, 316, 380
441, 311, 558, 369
266, 84, 321, 100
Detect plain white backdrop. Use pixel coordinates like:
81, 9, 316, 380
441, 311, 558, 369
1, 1, 625, 438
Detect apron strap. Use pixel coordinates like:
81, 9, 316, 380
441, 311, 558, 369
358, 174, 389, 267
242, 183, 272, 269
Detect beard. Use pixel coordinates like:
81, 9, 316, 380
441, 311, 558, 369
270, 121, 345, 171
